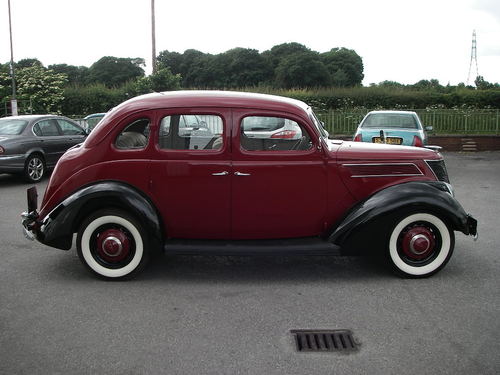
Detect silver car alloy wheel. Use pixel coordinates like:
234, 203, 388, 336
28, 157, 44, 181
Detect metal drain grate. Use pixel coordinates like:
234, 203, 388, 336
291, 329, 358, 352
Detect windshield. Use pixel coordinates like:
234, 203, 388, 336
309, 110, 329, 138
361, 113, 418, 129
0, 119, 28, 135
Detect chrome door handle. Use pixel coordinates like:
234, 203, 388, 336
234, 171, 251, 176
212, 171, 229, 176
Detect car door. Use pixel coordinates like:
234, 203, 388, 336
149, 108, 232, 239
231, 109, 328, 239
32, 119, 67, 167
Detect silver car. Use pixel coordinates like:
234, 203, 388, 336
0, 115, 87, 182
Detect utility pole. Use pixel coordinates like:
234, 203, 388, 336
8, 0, 18, 115
467, 30, 479, 86
151, 0, 157, 74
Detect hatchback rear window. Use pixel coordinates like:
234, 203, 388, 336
0, 119, 28, 135
362, 114, 418, 129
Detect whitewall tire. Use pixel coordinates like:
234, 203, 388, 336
77, 209, 149, 279
388, 212, 454, 277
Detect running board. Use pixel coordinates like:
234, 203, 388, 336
163, 237, 341, 256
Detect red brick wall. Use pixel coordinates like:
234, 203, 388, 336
428, 135, 500, 151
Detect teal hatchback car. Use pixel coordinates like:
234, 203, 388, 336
353, 111, 431, 147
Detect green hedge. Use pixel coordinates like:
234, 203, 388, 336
60, 85, 500, 116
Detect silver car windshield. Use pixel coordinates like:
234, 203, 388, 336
0, 119, 28, 135
362, 113, 418, 129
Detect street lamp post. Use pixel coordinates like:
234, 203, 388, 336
8, 0, 18, 115
151, 0, 157, 74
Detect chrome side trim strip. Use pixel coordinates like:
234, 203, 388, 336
342, 163, 424, 178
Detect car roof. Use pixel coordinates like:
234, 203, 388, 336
1, 114, 59, 121
84, 113, 106, 120
366, 110, 417, 115
110, 91, 310, 116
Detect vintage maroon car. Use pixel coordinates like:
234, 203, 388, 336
21, 91, 477, 279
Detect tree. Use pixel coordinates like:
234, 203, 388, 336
16, 65, 67, 113
275, 51, 331, 88
48, 64, 89, 86
212, 48, 272, 88
474, 76, 499, 90
411, 79, 443, 91
262, 42, 310, 71
321, 48, 364, 87
16, 58, 43, 68
133, 67, 181, 94
157, 50, 184, 75
87, 56, 145, 87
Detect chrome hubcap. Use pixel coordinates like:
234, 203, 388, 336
96, 229, 131, 263
101, 236, 123, 257
400, 225, 436, 261
409, 234, 431, 255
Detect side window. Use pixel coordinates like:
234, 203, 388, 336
34, 120, 60, 136
240, 116, 312, 152
159, 114, 223, 150
115, 118, 150, 150
57, 119, 85, 135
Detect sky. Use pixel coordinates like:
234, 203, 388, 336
1, 0, 499, 86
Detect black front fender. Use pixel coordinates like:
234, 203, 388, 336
37, 181, 163, 250
329, 181, 477, 247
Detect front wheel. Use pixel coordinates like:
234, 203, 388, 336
76, 209, 149, 280
388, 212, 455, 278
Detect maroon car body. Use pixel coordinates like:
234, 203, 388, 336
21, 91, 477, 279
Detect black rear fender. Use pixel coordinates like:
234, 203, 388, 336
38, 181, 163, 250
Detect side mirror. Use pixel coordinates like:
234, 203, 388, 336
425, 125, 433, 131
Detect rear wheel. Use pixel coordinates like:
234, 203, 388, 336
23, 154, 45, 183
388, 212, 454, 277
76, 209, 149, 280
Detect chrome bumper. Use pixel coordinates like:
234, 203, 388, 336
21, 211, 38, 241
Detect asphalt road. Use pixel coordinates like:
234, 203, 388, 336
1, 152, 499, 375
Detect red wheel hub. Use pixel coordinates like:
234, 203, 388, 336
400, 226, 436, 260
96, 229, 131, 263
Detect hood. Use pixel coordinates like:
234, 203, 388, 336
336, 140, 439, 162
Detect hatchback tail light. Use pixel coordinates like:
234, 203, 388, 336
413, 136, 423, 147
271, 130, 297, 139
353, 134, 362, 142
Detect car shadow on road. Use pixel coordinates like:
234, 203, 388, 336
136, 253, 391, 283
43, 249, 390, 283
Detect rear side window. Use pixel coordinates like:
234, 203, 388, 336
240, 116, 312, 152
115, 118, 150, 150
159, 114, 223, 150
33, 120, 60, 136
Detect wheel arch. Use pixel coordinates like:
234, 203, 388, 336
38, 181, 164, 251
328, 181, 473, 250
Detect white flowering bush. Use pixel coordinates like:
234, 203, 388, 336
16, 65, 67, 114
